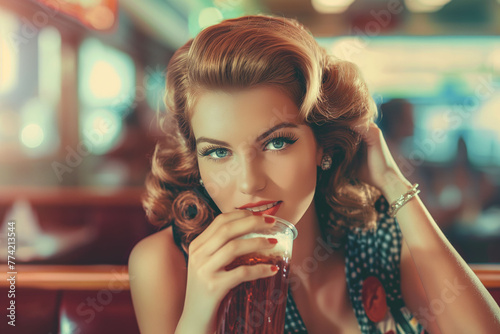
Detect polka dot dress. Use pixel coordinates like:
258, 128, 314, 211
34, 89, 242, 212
284, 289, 308, 333
283, 195, 426, 334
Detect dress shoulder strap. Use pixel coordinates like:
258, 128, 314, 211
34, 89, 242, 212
344, 195, 426, 334
169, 223, 189, 264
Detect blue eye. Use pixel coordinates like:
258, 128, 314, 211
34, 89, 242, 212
263, 132, 298, 151
210, 148, 229, 159
197, 132, 298, 162
265, 138, 285, 150
197, 146, 231, 162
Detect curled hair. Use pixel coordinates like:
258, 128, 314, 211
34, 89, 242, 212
143, 14, 381, 252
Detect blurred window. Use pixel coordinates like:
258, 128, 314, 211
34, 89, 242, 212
78, 38, 136, 155
0, 9, 61, 158
318, 36, 500, 167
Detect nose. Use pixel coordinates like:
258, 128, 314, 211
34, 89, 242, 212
236, 155, 266, 195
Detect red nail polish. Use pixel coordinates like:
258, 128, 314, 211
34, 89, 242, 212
271, 265, 279, 272
268, 238, 278, 244
264, 217, 275, 224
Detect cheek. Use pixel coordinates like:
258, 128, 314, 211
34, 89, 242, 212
269, 145, 318, 194
198, 161, 234, 211
269, 147, 317, 223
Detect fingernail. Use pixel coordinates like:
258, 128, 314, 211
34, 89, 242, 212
271, 265, 279, 272
267, 238, 278, 244
264, 217, 275, 224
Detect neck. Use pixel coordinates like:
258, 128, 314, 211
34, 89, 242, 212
289, 202, 343, 286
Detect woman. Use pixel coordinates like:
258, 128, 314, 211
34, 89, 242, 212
128, 15, 500, 333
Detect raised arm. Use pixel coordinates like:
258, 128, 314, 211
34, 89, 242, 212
385, 176, 500, 333
353, 121, 500, 333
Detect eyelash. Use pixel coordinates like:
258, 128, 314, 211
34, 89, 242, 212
198, 131, 299, 162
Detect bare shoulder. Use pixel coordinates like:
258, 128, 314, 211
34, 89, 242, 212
128, 226, 187, 334
129, 225, 186, 266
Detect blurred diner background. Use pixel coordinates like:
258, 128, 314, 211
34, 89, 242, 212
0, 0, 499, 333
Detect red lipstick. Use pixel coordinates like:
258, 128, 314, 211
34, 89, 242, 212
237, 201, 282, 216
237, 200, 277, 209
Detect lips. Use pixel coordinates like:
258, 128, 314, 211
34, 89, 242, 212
237, 201, 282, 216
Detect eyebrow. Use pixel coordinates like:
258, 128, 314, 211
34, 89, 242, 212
195, 122, 299, 147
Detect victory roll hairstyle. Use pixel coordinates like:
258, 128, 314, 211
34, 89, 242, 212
143, 14, 381, 252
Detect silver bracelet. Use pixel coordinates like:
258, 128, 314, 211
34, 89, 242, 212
387, 183, 420, 218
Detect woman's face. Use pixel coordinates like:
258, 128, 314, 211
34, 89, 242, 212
191, 85, 323, 225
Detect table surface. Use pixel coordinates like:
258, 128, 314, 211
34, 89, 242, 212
0, 263, 499, 290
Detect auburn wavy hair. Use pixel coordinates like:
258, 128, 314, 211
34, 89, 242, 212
143, 14, 381, 254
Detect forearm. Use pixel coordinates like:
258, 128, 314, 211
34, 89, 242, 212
381, 174, 500, 333
175, 307, 217, 334
175, 319, 212, 334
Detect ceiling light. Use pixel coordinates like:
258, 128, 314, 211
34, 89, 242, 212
312, 0, 355, 14
405, 0, 451, 13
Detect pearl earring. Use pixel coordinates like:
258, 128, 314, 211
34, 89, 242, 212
199, 178, 204, 187
321, 155, 332, 171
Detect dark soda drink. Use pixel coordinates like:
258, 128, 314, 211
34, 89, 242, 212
215, 216, 297, 334
216, 252, 291, 334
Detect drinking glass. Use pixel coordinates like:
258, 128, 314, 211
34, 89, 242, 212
216, 215, 298, 334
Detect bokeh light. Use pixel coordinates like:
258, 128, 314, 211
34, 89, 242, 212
198, 7, 223, 29
89, 61, 123, 99
38, 27, 61, 104
20, 124, 45, 148
312, 0, 355, 14
80, 109, 122, 155
79, 38, 135, 110
0, 9, 18, 95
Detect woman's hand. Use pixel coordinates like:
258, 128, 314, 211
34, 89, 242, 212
176, 210, 279, 334
352, 121, 409, 194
